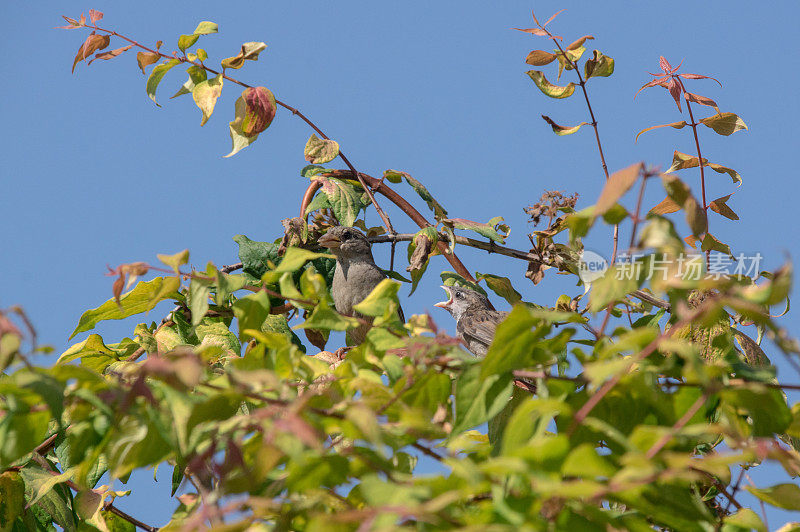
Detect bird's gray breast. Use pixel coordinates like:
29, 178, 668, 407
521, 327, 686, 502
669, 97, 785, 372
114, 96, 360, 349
331, 260, 386, 315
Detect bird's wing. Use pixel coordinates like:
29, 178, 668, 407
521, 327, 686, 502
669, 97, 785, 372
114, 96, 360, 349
458, 310, 508, 348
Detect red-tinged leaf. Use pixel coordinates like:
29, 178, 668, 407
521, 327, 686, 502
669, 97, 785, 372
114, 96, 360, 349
72, 33, 110, 73
57, 15, 83, 29
700, 112, 748, 136
701, 233, 732, 257
709, 194, 739, 221
88, 9, 103, 24
79, 13, 86, 25
659, 56, 673, 73
526, 50, 557, 66
634, 76, 669, 99
685, 235, 700, 248
667, 77, 682, 111
526, 70, 575, 98
635, 120, 688, 142
684, 91, 719, 110
241, 86, 277, 136
136, 51, 161, 74
567, 35, 594, 51
541, 115, 588, 136
107, 262, 151, 305
87, 45, 133, 65
595, 162, 643, 215
679, 72, 723, 86
650, 196, 681, 215
542, 9, 566, 27
513, 27, 549, 37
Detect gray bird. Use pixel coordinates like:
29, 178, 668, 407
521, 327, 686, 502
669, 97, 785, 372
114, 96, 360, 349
318, 226, 404, 345
434, 285, 508, 357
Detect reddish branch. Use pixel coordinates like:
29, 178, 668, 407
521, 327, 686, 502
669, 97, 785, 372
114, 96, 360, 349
75, 20, 395, 235
301, 170, 475, 281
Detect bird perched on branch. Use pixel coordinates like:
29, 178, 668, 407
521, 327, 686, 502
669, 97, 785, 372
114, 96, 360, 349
434, 285, 507, 357
318, 226, 404, 345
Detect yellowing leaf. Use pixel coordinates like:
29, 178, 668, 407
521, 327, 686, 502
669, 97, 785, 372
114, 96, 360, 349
157, 249, 190, 273
221, 41, 267, 70
595, 163, 643, 215
541, 115, 588, 136
304, 134, 340, 164
192, 73, 223, 126
526, 70, 575, 98
700, 112, 748, 136
567, 35, 594, 50
70, 277, 180, 339
584, 50, 615, 79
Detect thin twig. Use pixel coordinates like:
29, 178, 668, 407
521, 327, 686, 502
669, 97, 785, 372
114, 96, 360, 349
645, 391, 708, 459
80, 22, 396, 236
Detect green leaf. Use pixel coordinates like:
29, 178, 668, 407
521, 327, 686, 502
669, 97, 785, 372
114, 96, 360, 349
272, 247, 334, 274
701, 233, 732, 257
481, 305, 549, 378
440, 271, 487, 296
313, 177, 369, 226
0, 410, 49, 469
452, 364, 514, 435
476, 272, 521, 305
389, 170, 448, 220
0, 471, 25, 527
304, 134, 340, 164
177, 34, 199, 52
192, 21, 218, 35
700, 112, 748, 136
232, 291, 271, 343
295, 301, 359, 332
588, 263, 641, 312
353, 279, 402, 318
70, 277, 180, 338
541, 115, 588, 136
745, 483, 800, 511
192, 73, 223, 126
146, 59, 180, 106
233, 235, 280, 278
170, 66, 207, 99
221, 41, 267, 70
583, 50, 615, 79
526, 70, 575, 98
18, 466, 75, 530
445, 216, 510, 243
188, 277, 211, 327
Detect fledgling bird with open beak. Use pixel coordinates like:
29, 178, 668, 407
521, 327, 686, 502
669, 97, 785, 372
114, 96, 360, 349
435, 285, 508, 357
318, 226, 404, 345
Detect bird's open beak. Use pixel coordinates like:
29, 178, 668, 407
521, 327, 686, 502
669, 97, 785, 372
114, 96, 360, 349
434, 285, 453, 310
318, 232, 341, 249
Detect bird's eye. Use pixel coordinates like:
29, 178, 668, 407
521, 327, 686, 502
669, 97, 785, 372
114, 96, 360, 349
455, 291, 464, 299
341, 231, 351, 241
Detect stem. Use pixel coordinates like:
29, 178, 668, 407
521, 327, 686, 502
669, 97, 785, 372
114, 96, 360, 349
547, 34, 619, 263
628, 172, 650, 250
85, 23, 395, 234
678, 78, 709, 266
644, 391, 708, 459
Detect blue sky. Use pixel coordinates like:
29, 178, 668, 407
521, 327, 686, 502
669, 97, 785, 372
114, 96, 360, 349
3, 0, 799, 527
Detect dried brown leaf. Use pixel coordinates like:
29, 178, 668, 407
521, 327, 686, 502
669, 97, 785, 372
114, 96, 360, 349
88, 9, 103, 24
136, 51, 161, 74
684, 91, 719, 110
634, 120, 688, 142
595, 163, 643, 215
567, 35, 594, 51
650, 196, 681, 215
72, 33, 110, 73
87, 45, 133, 65
709, 194, 739, 220
526, 50, 557, 66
